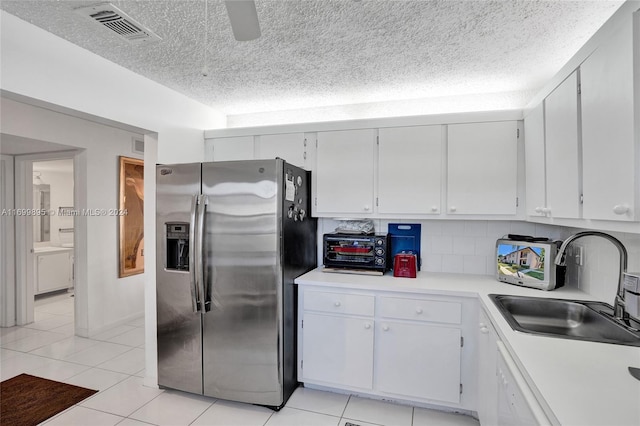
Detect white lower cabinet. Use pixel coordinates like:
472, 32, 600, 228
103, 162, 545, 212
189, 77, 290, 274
299, 287, 470, 408
376, 320, 461, 403
300, 290, 375, 389
477, 308, 499, 425
478, 307, 550, 426
496, 342, 549, 426
301, 312, 374, 389
36, 250, 72, 295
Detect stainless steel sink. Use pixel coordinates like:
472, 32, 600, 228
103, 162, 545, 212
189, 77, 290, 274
490, 294, 640, 347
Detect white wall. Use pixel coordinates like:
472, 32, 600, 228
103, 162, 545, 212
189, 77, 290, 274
0, 10, 228, 383
1, 97, 146, 336
0, 155, 16, 326
142, 133, 158, 388
32, 167, 74, 247
0, 11, 226, 163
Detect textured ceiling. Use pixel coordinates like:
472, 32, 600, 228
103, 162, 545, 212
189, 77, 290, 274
0, 0, 624, 117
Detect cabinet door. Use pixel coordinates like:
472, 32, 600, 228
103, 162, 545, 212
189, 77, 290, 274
496, 343, 547, 426
207, 136, 255, 161
544, 71, 581, 219
302, 313, 374, 389
524, 103, 547, 217
315, 129, 376, 215
378, 126, 442, 214
581, 18, 636, 221
447, 122, 518, 215
256, 133, 306, 169
376, 321, 461, 403
477, 309, 499, 426
37, 252, 71, 294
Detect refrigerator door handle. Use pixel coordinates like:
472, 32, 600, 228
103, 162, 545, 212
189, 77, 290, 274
196, 194, 208, 313
189, 194, 199, 312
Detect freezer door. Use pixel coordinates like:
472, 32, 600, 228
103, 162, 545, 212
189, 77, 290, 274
201, 160, 283, 406
156, 163, 203, 394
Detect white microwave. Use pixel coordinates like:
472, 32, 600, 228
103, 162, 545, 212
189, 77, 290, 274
495, 238, 565, 291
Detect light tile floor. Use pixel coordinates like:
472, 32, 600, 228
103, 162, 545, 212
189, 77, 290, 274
1, 293, 480, 426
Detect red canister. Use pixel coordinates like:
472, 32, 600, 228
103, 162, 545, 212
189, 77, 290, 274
393, 252, 417, 278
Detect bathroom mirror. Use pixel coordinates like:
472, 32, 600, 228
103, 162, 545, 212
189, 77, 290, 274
33, 184, 50, 242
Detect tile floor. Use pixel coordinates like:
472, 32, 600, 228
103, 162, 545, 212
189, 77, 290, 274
1, 292, 480, 426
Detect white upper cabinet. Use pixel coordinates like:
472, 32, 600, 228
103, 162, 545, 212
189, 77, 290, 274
447, 121, 518, 215
206, 133, 307, 169
209, 117, 522, 219
314, 129, 376, 215
523, 103, 547, 217
378, 126, 442, 215
256, 133, 306, 169
580, 15, 636, 222
206, 136, 254, 161
544, 71, 581, 219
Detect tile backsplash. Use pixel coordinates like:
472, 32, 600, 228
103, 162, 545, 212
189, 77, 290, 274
316, 218, 640, 303
317, 218, 567, 276
564, 230, 640, 303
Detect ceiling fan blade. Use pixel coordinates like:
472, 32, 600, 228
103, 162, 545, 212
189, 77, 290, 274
224, 0, 261, 41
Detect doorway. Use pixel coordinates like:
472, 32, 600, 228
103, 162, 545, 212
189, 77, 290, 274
0, 136, 83, 331
32, 158, 75, 328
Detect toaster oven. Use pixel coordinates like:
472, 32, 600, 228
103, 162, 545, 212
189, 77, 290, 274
323, 233, 389, 272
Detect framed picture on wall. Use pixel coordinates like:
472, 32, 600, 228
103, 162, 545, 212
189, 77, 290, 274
119, 156, 144, 277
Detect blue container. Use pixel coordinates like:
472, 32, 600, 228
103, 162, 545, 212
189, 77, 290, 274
388, 223, 421, 271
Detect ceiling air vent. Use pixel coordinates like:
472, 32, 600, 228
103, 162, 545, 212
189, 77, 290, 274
74, 3, 161, 44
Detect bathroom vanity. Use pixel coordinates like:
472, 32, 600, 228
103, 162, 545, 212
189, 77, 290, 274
34, 246, 73, 295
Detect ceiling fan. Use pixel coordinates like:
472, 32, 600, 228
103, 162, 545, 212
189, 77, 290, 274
224, 0, 261, 41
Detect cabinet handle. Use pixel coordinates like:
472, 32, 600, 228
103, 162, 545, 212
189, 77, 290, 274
534, 207, 543, 214
382, 325, 389, 331
431, 206, 438, 212
480, 326, 489, 334
613, 204, 630, 215
334, 301, 341, 307
364, 323, 371, 329
363, 205, 371, 211
449, 206, 457, 212
498, 370, 507, 385
541, 207, 551, 215
415, 307, 423, 314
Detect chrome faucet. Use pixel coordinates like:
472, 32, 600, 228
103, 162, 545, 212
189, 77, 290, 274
554, 231, 629, 321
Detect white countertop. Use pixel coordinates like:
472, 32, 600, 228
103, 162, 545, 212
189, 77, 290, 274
34, 246, 73, 254
295, 268, 640, 426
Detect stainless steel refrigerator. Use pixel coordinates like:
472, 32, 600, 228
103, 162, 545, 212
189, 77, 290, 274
156, 159, 316, 409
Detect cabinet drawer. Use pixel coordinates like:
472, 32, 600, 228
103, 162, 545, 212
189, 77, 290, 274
304, 290, 375, 316
378, 296, 461, 324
